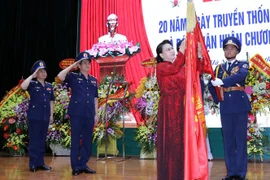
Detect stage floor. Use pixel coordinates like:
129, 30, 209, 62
0, 156, 270, 180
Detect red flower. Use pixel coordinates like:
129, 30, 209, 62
266, 82, 270, 90
4, 125, 9, 131
16, 128, 22, 135
19, 79, 24, 85
13, 146, 18, 151
2, 118, 7, 125
8, 118, 16, 124
3, 133, 10, 139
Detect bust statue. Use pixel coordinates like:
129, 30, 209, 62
98, 13, 127, 43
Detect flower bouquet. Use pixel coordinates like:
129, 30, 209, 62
134, 75, 159, 153
92, 121, 123, 147
46, 81, 71, 149
245, 67, 270, 114
47, 119, 71, 149
134, 117, 157, 154
93, 73, 133, 147
86, 40, 140, 59
247, 114, 269, 161
0, 87, 29, 155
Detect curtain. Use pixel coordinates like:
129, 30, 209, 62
0, 0, 78, 98
80, 0, 153, 124
0, 0, 78, 147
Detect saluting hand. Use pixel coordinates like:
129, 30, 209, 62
32, 68, 39, 78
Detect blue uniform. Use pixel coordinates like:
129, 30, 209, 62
208, 60, 251, 177
27, 80, 54, 168
65, 72, 98, 170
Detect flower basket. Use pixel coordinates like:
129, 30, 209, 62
97, 137, 118, 157
134, 75, 158, 154
140, 148, 156, 159
50, 143, 70, 156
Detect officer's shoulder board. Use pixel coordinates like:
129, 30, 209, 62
45, 81, 52, 86
237, 60, 249, 69
90, 75, 97, 80
70, 72, 78, 75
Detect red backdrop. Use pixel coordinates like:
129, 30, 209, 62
80, 0, 153, 124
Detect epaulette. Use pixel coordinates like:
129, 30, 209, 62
90, 75, 97, 80
70, 72, 78, 75
45, 81, 52, 86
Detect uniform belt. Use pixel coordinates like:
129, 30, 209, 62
223, 86, 244, 92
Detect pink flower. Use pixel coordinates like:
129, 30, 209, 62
8, 118, 16, 124
245, 86, 253, 95
248, 114, 255, 123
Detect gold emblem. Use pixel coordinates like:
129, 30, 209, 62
228, 40, 233, 44
39, 62, 44, 67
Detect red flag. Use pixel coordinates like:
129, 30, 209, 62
184, 1, 208, 180
195, 5, 222, 102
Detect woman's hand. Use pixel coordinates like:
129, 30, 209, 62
179, 40, 186, 54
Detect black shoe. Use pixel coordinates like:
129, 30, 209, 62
81, 167, 96, 174
30, 166, 37, 172
236, 176, 247, 180
222, 176, 234, 180
72, 169, 80, 176
37, 165, 52, 170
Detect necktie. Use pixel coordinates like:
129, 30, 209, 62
227, 62, 231, 70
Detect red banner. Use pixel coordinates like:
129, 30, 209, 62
250, 53, 270, 78
184, 1, 208, 180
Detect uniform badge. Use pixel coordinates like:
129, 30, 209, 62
39, 62, 44, 67
242, 64, 249, 69
77, 78, 83, 81
83, 53, 88, 57
46, 87, 51, 91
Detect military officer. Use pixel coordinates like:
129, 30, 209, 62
21, 60, 54, 172
209, 36, 251, 180
57, 51, 98, 176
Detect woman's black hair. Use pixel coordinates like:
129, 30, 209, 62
156, 40, 172, 63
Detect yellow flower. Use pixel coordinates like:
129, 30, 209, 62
135, 77, 147, 98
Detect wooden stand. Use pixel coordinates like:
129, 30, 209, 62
95, 55, 130, 81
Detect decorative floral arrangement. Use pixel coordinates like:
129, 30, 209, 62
247, 114, 269, 160
245, 67, 270, 114
0, 87, 29, 155
86, 40, 140, 59
135, 76, 160, 118
134, 117, 157, 154
134, 75, 159, 153
47, 119, 71, 149
93, 73, 133, 146
46, 81, 71, 149
92, 121, 123, 147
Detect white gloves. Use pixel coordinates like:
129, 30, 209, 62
211, 78, 224, 86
